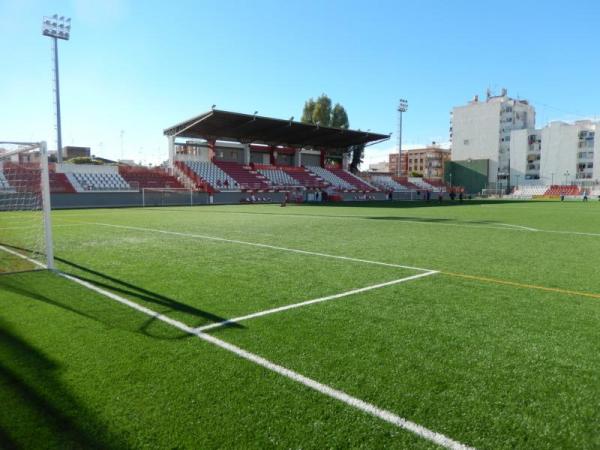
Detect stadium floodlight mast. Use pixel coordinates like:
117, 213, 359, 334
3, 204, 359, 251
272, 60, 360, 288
42, 14, 72, 164
397, 99, 408, 177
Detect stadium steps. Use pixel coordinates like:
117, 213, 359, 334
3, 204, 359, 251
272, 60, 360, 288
255, 165, 302, 187
326, 167, 377, 191
213, 160, 271, 190
119, 166, 184, 190
281, 167, 328, 189
370, 175, 408, 191
393, 176, 421, 190
305, 166, 355, 190
50, 172, 76, 193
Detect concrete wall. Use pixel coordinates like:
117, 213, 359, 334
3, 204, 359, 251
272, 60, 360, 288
510, 129, 529, 185
452, 101, 501, 183
50, 192, 292, 209
56, 163, 118, 174
301, 153, 321, 166
444, 159, 490, 194
540, 122, 579, 185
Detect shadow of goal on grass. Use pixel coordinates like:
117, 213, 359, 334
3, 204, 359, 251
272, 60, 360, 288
0, 242, 242, 336
0, 320, 126, 449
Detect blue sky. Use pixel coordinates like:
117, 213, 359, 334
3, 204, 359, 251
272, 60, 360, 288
1, 0, 599, 166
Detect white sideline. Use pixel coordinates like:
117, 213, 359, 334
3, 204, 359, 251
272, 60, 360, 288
0, 246, 473, 449
77, 221, 436, 272
196, 271, 438, 332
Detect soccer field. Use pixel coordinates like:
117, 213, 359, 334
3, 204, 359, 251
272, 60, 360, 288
1, 200, 599, 449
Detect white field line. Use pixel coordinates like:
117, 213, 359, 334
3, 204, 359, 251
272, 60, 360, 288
196, 271, 438, 332
497, 223, 539, 232
544, 230, 600, 237
0, 244, 47, 269
0, 223, 83, 231
75, 207, 600, 238
75, 221, 435, 272
0, 245, 473, 448
57, 270, 473, 450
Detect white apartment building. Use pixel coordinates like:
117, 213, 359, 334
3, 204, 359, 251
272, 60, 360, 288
450, 89, 535, 185
511, 120, 599, 185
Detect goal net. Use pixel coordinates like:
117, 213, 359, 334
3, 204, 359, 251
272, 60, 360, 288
142, 187, 195, 207
0, 141, 54, 273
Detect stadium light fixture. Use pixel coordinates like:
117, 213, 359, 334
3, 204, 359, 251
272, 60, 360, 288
397, 99, 408, 177
42, 14, 72, 163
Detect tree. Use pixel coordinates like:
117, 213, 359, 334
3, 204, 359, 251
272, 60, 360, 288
348, 144, 364, 174
301, 94, 363, 172
331, 103, 349, 128
302, 94, 335, 126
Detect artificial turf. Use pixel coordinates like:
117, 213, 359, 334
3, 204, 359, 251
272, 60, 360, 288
1, 200, 599, 449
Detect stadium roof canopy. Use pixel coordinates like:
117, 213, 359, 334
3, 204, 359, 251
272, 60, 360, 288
164, 109, 390, 150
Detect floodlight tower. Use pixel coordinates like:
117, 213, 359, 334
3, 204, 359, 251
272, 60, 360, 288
42, 14, 71, 163
397, 99, 408, 177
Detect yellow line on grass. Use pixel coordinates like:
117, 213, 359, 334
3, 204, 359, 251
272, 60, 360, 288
441, 271, 600, 299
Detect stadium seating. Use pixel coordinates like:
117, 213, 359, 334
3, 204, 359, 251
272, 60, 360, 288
119, 166, 184, 189
511, 185, 548, 197
257, 168, 301, 187
71, 172, 132, 192
281, 167, 328, 188
589, 187, 600, 197
185, 161, 238, 190
410, 178, 434, 190
424, 178, 447, 191
394, 177, 421, 190
326, 167, 377, 191
50, 172, 76, 193
305, 166, 355, 190
544, 185, 581, 196
370, 175, 408, 191
213, 161, 270, 190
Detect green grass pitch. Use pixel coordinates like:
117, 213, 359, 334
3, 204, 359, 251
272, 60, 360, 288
1, 200, 599, 449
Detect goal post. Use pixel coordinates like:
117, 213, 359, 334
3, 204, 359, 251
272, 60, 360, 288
0, 141, 54, 273
141, 187, 195, 207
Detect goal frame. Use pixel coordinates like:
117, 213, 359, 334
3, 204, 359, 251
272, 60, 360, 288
0, 141, 54, 270
141, 187, 195, 207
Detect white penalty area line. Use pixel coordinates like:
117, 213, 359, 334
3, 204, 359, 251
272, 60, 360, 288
196, 271, 438, 332
58, 271, 472, 450
497, 223, 539, 232
73, 221, 436, 273
0, 245, 473, 449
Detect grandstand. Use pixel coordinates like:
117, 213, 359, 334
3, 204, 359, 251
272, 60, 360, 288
511, 185, 548, 198
280, 166, 328, 188
213, 160, 271, 190
306, 166, 356, 190
326, 166, 376, 191
256, 166, 302, 187
67, 172, 132, 192
370, 175, 409, 191
183, 161, 239, 191
119, 165, 183, 190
